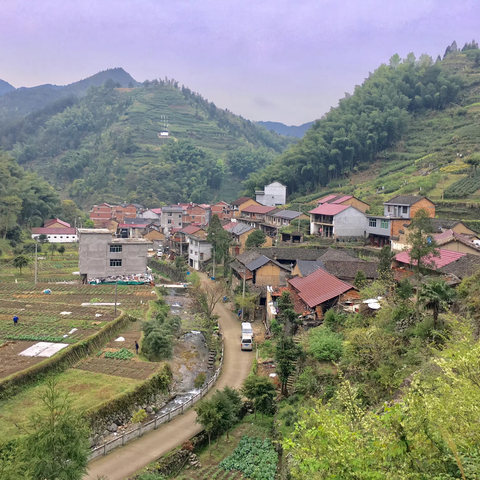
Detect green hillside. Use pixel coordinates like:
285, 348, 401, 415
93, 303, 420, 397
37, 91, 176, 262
247, 46, 480, 224
0, 77, 293, 207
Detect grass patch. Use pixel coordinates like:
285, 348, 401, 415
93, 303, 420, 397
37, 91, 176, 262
0, 369, 142, 439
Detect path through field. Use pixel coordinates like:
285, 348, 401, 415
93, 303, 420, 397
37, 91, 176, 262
85, 273, 253, 480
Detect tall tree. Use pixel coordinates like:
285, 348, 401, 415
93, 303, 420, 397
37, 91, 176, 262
406, 209, 440, 320
275, 335, 302, 397
22, 377, 90, 480
245, 230, 267, 249
194, 399, 221, 456
207, 214, 231, 267
242, 375, 276, 418
13, 255, 30, 274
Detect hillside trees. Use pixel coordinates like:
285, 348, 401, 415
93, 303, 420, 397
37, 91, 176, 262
246, 55, 462, 197
0, 150, 58, 236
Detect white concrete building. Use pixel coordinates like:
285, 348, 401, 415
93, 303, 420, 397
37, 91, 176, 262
31, 228, 78, 243
186, 228, 212, 271
255, 182, 287, 207
141, 208, 162, 221
309, 204, 367, 239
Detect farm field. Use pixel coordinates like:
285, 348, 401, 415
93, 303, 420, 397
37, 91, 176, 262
0, 369, 143, 439
151, 415, 275, 480
0, 282, 155, 379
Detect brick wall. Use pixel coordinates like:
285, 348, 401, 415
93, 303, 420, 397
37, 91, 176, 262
410, 198, 435, 218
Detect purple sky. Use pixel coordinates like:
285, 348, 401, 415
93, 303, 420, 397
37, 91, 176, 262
1, 0, 479, 124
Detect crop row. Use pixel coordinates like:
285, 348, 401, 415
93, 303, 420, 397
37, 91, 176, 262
5, 334, 70, 343
103, 348, 135, 360
444, 172, 480, 198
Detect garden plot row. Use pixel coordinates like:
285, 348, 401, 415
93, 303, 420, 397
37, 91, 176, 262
74, 356, 159, 380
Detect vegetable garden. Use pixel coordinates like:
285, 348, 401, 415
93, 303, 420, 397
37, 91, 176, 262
0, 282, 155, 379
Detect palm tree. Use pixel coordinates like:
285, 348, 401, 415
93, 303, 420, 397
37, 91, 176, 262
419, 280, 456, 329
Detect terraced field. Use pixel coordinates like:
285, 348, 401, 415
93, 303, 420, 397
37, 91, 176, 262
0, 283, 155, 379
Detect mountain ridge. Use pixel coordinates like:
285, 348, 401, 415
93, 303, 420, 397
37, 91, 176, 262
0, 68, 140, 122
256, 120, 315, 138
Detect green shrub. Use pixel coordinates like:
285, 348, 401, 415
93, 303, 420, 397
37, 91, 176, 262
194, 372, 207, 389
142, 327, 174, 361
308, 327, 343, 362
132, 409, 147, 423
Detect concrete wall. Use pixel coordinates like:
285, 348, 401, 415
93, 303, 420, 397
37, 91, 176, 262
333, 208, 367, 237
79, 233, 149, 278
32, 233, 77, 243
366, 218, 390, 237
188, 238, 212, 270
256, 182, 287, 207
142, 210, 160, 220
161, 210, 183, 230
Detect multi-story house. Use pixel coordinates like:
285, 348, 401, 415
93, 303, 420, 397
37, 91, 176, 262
366, 195, 436, 248
211, 201, 232, 220
186, 228, 212, 270
229, 197, 261, 218
78, 229, 151, 282
309, 204, 367, 238
183, 204, 211, 225
161, 206, 184, 232
315, 194, 370, 213
255, 182, 287, 207
237, 205, 277, 228
261, 209, 310, 237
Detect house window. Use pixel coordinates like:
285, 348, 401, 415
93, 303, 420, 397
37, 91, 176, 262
110, 245, 122, 252
200, 253, 204, 260
178, 214, 182, 219
387, 206, 392, 213
168, 219, 172, 224
190, 249, 193, 254
369, 218, 377, 228
402, 206, 408, 214
168, 213, 172, 217
110, 259, 122, 267
381, 220, 389, 229
60, 236, 63, 239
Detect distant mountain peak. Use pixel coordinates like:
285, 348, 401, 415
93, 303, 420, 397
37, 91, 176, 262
257, 120, 315, 138
0, 79, 15, 97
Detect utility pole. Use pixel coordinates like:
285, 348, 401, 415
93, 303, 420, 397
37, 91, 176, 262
241, 268, 246, 321
212, 246, 216, 280
297, 203, 301, 232
114, 281, 118, 316
34, 242, 38, 285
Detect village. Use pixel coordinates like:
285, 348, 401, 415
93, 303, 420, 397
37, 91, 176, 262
29, 181, 480, 329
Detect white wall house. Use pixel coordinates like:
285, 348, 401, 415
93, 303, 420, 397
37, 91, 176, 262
187, 232, 212, 271
255, 182, 287, 207
309, 204, 367, 238
31, 228, 78, 243
141, 208, 162, 220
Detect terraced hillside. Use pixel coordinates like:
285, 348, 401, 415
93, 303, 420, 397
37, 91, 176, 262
285, 51, 480, 226
0, 76, 293, 207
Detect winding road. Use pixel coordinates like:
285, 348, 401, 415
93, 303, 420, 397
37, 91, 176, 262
85, 273, 253, 480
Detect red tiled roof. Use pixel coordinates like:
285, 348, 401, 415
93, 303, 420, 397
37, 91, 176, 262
44, 218, 71, 228
332, 195, 353, 204
32, 227, 77, 235
318, 194, 338, 204
150, 208, 162, 214
223, 222, 237, 231
289, 268, 354, 308
394, 248, 465, 269
231, 196, 253, 206
242, 205, 276, 214
181, 225, 202, 235
309, 204, 350, 215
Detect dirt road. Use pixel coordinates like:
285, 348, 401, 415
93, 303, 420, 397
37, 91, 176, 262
85, 274, 252, 480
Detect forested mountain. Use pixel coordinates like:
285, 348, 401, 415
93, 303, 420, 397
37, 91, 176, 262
0, 79, 15, 96
0, 75, 293, 207
245, 45, 480, 202
257, 120, 314, 138
0, 150, 59, 240
0, 68, 139, 123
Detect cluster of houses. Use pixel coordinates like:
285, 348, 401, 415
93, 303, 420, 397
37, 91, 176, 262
32, 181, 480, 313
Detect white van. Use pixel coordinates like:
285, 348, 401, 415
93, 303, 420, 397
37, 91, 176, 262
241, 322, 253, 337
241, 334, 253, 351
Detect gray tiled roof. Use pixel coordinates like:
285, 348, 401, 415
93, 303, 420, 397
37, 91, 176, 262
317, 248, 362, 262
230, 223, 254, 236
246, 255, 271, 271
272, 210, 302, 220
296, 260, 325, 277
